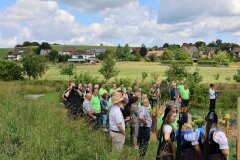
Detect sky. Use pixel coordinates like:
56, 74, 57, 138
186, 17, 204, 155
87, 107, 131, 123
0, 0, 240, 48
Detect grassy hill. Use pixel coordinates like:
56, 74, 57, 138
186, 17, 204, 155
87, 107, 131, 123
52, 45, 117, 52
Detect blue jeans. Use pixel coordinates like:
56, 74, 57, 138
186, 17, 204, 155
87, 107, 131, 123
102, 114, 107, 128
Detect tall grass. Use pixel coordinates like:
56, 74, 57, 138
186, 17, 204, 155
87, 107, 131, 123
0, 82, 158, 160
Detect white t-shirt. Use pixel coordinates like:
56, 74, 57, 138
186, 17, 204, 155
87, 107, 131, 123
109, 105, 125, 131
183, 130, 199, 145
213, 131, 229, 149
209, 88, 216, 99
163, 124, 173, 133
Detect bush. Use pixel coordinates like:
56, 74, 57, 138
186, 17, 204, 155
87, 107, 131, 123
0, 60, 23, 81
145, 54, 158, 62
213, 51, 230, 65
198, 60, 217, 65
74, 71, 100, 85
233, 69, 240, 82
126, 53, 141, 61
161, 60, 193, 65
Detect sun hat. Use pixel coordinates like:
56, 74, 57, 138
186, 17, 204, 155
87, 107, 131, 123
111, 95, 124, 104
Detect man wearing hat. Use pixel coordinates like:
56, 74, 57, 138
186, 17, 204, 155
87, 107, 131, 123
109, 95, 125, 152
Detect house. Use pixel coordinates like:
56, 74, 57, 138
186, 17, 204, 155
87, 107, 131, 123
62, 48, 78, 55
68, 58, 86, 63
130, 47, 141, 54
40, 49, 51, 55
147, 50, 164, 59
93, 48, 107, 56
58, 51, 63, 55
8, 54, 22, 61
199, 51, 211, 58
181, 45, 198, 55
231, 48, 240, 58
206, 47, 220, 54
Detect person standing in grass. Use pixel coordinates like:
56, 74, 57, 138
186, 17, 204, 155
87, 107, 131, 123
138, 98, 152, 159
170, 83, 179, 107
156, 108, 177, 160
83, 93, 96, 122
209, 83, 216, 110
180, 84, 190, 113
99, 82, 108, 98
101, 93, 109, 132
109, 83, 117, 96
109, 95, 125, 152
117, 83, 127, 93
91, 88, 102, 129
130, 96, 140, 149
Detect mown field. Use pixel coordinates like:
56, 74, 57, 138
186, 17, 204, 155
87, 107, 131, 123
41, 62, 239, 83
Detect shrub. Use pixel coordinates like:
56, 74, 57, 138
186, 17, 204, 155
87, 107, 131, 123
74, 71, 100, 85
145, 54, 158, 62
0, 60, 24, 81
198, 60, 217, 65
161, 60, 193, 65
213, 51, 230, 65
126, 53, 141, 61
233, 69, 240, 82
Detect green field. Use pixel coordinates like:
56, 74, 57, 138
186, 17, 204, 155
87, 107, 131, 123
52, 45, 117, 52
0, 48, 13, 58
41, 62, 239, 83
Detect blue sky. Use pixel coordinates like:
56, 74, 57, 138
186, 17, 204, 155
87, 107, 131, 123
0, 0, 239, 47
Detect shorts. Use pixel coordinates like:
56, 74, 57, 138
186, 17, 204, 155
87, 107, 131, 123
181, 99, 189, 107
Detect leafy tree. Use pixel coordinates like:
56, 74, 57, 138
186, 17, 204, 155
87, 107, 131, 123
199, 44, 207, 52
22, 55, 48, 80
163, 43, 169, 48
213, 51, 230, 65
230, 43, 240, 50
207, 41, 218, 47
123, 44, 130, 55
165, 64, 189, 82
0, 60, 23, 81
233, 69, 240, 82
48, 50, 59, 62
60, 64, 75, 80
174, 50, 190, 60
115, 44, 125, 60
58, 54, 71, 63
99, 51, 119, 80
139, 44, 147, 57
194, 41, 206, 48
161, 50, 175, 60
40, 42, 51, 49
126, 53, 141, 61
216, 39, 222, 47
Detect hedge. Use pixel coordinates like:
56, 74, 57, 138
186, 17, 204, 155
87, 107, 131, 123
160, 60, 193, 65
197, 60, 218, 65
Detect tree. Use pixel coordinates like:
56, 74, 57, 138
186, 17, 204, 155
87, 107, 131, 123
216, 39, 222, 47
139, 44, 147, 57
48, 50, 59, 62
99, 51, 119, 80
174, 50, 190, 60
22, 55, 48, 80
115, 44, 125, 60
123, 44, 130, 55
194, 41, 206, 48
60, 64, 75, 80
207, 41, 217, 47
40, 42, 51, 49
213, 51, 230, 65
233, 69, 240, 82
165, 64, 189, 82
161, 50, 175, 60
163, 43, 169, 48
0, 60, 23, 81
58, 54, 71, 63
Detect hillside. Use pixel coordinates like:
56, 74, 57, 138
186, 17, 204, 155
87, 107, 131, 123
0, 48, 13, 58
51, 45, 117, 52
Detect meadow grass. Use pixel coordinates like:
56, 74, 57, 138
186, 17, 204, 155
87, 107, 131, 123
0, 48, 13, 58
41, 62, 239, 83
0, 82, 158, 160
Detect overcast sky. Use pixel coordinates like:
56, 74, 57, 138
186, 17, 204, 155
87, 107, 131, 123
0, 0, 240, 48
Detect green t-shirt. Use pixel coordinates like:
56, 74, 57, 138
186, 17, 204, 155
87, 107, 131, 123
99, 88, 108, 97
109, 89, 117, 96
138, 102, 151, 110
157, 115, 178, 130
117, 87, 127, 93
180, 89, 190, 100
177, 84, 184, 93
90, 95, 101, 113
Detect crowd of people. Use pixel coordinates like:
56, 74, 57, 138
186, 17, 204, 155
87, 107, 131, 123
61, 80, 229, 160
